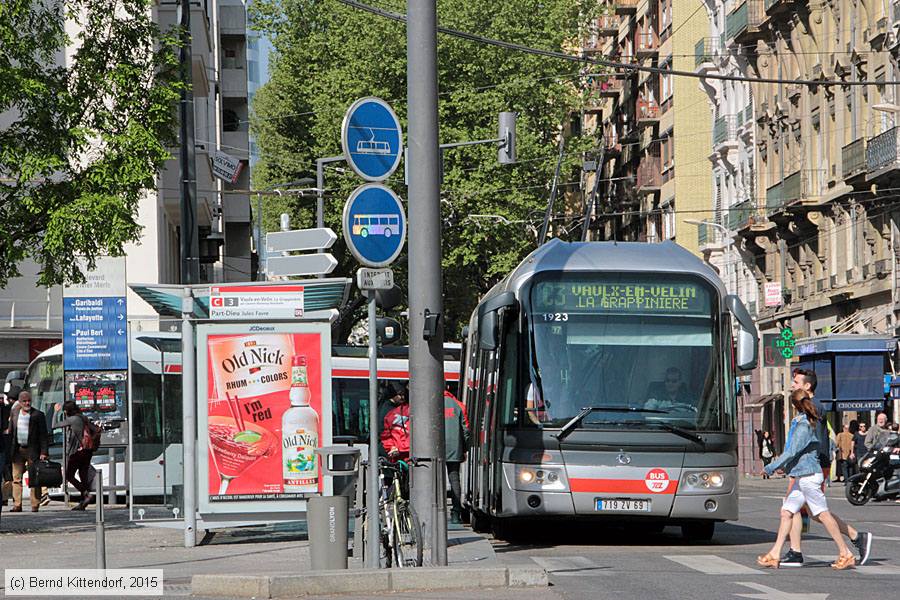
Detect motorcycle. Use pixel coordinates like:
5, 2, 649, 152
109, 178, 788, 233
845, 433, 900, 506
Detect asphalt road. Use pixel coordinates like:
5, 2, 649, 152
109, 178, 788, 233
486, 477, 900, 600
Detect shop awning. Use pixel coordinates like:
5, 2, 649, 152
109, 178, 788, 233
794, 334, 895, 357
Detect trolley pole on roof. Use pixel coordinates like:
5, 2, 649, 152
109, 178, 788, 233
406, 0, 448, 565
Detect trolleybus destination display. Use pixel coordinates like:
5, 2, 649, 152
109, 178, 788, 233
533, 278, 711, 314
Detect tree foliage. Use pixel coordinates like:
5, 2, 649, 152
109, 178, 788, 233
0, 0, 183, 286
250, 0, 595, 337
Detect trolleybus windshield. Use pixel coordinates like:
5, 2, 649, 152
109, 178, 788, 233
528, 273, 722, 431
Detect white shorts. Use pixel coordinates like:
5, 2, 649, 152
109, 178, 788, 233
782, 473, 828, 516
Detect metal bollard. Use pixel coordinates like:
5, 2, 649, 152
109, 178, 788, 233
95, 472, 106, 569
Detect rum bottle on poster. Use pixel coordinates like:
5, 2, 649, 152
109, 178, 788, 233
282, 355, 319, 493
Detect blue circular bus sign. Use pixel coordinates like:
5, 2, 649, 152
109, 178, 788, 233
341, 97, 403, 182
342, 184, 406, 267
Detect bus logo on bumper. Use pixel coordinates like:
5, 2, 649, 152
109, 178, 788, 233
645, 469, 671, 493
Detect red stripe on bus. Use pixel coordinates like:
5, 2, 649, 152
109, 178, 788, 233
164, 364, 182, 373
569, 478, 678, 495
332, 369, 459, 381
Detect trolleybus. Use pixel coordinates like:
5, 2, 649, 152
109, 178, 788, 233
462, 240, 758, 540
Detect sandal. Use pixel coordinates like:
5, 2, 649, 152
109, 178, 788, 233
756, 554, 780, 568
831, 554, 856, 570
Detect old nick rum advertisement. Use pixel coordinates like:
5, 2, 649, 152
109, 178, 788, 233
201, 325, 328, 508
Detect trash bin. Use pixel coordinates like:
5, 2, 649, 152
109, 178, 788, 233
307, 495, 350, 570
307, 446, 361, 570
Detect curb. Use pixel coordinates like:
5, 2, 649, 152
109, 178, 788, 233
192, 566, 548, 598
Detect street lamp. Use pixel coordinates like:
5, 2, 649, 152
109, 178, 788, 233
683, 218, 732, 243
872, 103, 900, 114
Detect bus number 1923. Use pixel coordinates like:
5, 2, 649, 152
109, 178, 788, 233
542, 313, 569, 322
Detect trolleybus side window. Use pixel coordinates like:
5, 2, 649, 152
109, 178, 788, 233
498, 312, 520, 426
26, 357, 64, 445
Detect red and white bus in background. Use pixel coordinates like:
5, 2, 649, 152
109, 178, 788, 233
23, 334, 460, 499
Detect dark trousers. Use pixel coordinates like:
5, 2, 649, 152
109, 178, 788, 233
446, 461, 462, 513
66, 450, 94, 496
842, 458, 857, 481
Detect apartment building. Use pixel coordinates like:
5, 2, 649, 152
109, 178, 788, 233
584, 0, 711, 253
0, 0, 254, 377
697, 0, 900, 451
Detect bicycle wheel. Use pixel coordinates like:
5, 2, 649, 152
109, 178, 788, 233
362, 512, 392, 568
392, 500, 423, 567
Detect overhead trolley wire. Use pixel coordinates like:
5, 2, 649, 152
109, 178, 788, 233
336, 0, 900, 87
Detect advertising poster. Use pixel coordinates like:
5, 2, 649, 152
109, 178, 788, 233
198, 323, 332, 515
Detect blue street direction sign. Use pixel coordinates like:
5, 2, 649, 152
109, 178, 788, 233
63, 296, 128, 370
341, 97, 403, 182
342, 183, 406, 267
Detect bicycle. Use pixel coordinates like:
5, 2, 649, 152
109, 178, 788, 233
362, 457, 423, 568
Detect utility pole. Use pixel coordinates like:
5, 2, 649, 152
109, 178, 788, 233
179, 0, 200, 284
407, 0, 447, 565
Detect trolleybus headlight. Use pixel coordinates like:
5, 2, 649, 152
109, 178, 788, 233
681, 470, 727, 492
512, 465, 568, 491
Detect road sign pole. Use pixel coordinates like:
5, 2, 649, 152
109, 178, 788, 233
181, 288, 197, 548
407, 0, 447, 566
365, 291, 381, 568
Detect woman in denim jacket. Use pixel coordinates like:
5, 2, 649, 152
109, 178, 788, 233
757, 390, 856, 570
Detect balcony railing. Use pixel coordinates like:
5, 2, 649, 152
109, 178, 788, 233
594, 77, 623, 97
615, 0, 638, 14
728, 199, 754, 229
637, 98, 660, 123
695, 37, 718, 67
597, 14, 618, 33
842, 138, 866, 179
867, 126, 900, 174
766, 181, 784, 213
713, 115, 738, 145
726, 1, 763, 41
637, 157, 662, 191
637, 32, 658, 56
783, 171, 801, 204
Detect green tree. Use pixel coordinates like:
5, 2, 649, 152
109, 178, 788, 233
250, 0, 595, 337
0, 0, 183, 286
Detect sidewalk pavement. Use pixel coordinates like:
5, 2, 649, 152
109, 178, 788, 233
0, 500, 544, 598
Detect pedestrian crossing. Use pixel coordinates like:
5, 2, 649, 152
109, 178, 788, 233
527, 554, 900, 577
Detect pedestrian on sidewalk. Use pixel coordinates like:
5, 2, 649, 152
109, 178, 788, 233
0, 390, 11, 523
380, 384, 410, 462
52, 401, 97, 510
854, 422, 868, 462
757, 430, 775, 479
865, 412, 891, 451
774, 369, 871, 568
8, 392, 49, 513
757, 390, 857, 570
442, 389, 470, 524
835, 424, 854, 483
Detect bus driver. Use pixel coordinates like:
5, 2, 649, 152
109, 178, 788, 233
645, 367, 692, 412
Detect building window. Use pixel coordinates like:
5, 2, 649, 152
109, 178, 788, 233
659, 0, 672, 41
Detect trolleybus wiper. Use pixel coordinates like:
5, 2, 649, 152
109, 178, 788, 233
554, 406, 666, 441
644, 422, 706, 448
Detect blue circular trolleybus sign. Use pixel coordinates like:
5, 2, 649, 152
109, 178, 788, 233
342, 183, 406, 267
341, 97, 403, 182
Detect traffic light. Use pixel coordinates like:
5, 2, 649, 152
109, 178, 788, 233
498, 111, 517, 165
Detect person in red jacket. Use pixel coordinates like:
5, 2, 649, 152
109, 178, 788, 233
380, 385, 410, 461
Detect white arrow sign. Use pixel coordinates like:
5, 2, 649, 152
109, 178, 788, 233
266, 254, 338, 277
266, 228, 337, 253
